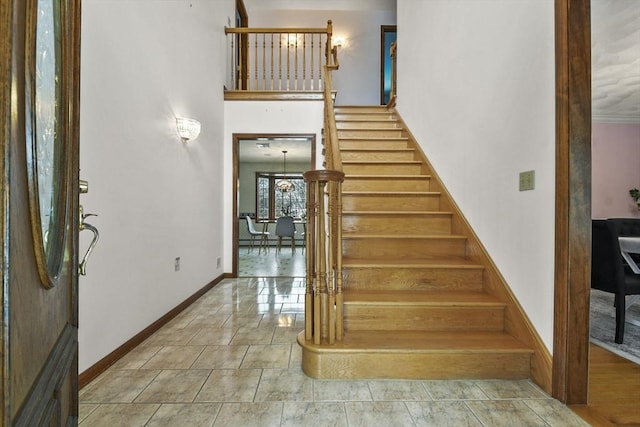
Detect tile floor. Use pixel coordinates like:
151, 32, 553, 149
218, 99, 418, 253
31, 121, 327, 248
238, 247, 306, 277
79, 278, 589, 426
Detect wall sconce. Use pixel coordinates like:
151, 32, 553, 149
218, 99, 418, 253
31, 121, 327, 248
333, 36, 346, 48
176, 117, 201, 142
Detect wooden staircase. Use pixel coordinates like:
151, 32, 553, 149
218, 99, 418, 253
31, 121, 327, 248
299, 106, 538, 380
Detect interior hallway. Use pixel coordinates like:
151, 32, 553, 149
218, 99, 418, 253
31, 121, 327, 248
79, 277, 587, 426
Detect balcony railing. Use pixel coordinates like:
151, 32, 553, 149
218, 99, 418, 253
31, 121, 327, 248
225, 20, 338, 96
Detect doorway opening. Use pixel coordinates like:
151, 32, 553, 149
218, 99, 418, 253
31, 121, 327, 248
232, 133, 316, 277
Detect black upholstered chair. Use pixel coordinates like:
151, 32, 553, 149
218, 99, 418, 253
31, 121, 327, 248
608, 218, 640, 264
591, 219, 640, 343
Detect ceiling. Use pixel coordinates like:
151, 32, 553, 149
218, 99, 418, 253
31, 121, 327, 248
591, 0, 640, 123
243, 0, 396, 13
239, 137, 312, 163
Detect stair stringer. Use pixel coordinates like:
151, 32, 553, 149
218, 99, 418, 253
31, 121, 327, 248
391, 109, 553, 394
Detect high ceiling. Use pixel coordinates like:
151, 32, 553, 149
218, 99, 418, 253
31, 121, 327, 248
239, 137, 312, 163
592, 0, 640, 123
243, 0, 396, 12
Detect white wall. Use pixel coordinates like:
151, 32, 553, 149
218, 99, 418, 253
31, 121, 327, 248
592, 122, 640, 218
78, 0, 234, 372
244, 8, 397, 105
397, 1, 556, 350
224, 101, 324, 271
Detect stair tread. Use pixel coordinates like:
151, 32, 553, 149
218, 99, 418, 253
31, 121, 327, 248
342, 256, 482, 268
345, 174, 430, 179
301, 330, 532, 353
339, 137, 409, 141
336, 119, 398, 122
343, 233, 465, 239
343, 290, 504, 306
343, 211, 452, 216
343, 160, 421, 164
343, 191, 437, 195
341, 148, 415, 152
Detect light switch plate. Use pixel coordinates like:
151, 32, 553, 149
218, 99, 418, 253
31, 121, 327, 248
519, 170, 535, 191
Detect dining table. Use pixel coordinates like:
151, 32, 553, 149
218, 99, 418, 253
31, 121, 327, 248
618, 236, 640, 326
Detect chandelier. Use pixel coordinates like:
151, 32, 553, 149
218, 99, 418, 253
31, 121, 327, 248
276, 150, 295, 193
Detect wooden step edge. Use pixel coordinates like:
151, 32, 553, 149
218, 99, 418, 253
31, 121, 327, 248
341, 256, 482, 268
334, 113, 397, 117
344, 174, 431, 180
333, 104, 390, 111
336, 118, 399, 123
340, 148, 415, 152
343, 296, 506, 308
342, 210, 452, 216
339, 137, 409, 141
337, 128, 405, 132
297, 331, 534, 353
342, 160, 421, 165
342, 234, 467, 240
342, 191, 439, 196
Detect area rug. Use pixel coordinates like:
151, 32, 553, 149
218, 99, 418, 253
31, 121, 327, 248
590, 289, 640, 364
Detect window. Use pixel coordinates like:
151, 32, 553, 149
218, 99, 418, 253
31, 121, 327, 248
256, 173, 306, 220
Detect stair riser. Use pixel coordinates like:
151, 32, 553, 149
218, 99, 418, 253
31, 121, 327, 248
302, 351, 531, 380
342, 178, 431, 192
342, 195, 440, 211
342, 163, 423, 175
343, 238, 466, 258
337, 121, 401, 129
341, 151, 416, 161
335, 113, 396, 121
342, 267, 484, 292
343, 306, 504, 332
340, 140, 409, 150
335, 107, 389, 114
338, 129, 404, 138
343, 215, 452, 234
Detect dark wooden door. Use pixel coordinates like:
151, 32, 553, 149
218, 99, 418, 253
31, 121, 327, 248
1, 0, 82, 424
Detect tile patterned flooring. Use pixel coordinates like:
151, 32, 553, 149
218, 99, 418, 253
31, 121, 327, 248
238, 247, 306, 277
79, 278, 589, 426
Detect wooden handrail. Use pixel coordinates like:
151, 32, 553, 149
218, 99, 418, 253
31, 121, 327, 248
323, 66, 342, 172
302, 48, 344, 345
225, 27, 330, 34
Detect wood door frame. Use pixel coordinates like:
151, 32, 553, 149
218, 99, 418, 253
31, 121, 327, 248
232, 133, 316, 277
552, 0, 591, 405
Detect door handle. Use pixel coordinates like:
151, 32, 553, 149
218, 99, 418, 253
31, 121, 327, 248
79, 180, 99, 276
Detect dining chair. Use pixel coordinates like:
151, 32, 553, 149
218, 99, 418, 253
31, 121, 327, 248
245, 216, 269, 254
608, 218, 640, 264
275, 216, 296, 254
591, 219, 640, 343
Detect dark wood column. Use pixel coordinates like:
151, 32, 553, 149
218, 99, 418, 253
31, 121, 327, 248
553, 0, 592, 405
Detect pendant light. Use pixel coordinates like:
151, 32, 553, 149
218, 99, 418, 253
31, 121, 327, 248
276, 150, 295, 193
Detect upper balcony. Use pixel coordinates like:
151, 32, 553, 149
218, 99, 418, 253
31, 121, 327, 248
224, 20, 339, 101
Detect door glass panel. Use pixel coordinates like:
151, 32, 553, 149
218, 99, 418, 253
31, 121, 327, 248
28, 0, 65, 286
